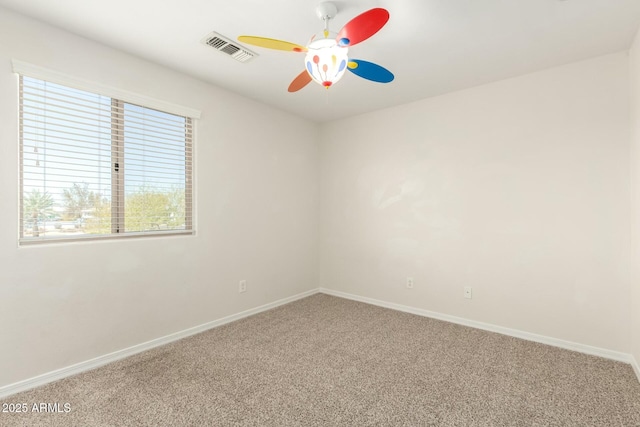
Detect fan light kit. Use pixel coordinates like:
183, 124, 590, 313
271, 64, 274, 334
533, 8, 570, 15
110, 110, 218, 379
238, 2, 394, 92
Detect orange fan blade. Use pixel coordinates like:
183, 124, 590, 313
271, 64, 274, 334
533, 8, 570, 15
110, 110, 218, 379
336, 8, 389, 47
238, 36, 307, 52
288, 70, 313, 92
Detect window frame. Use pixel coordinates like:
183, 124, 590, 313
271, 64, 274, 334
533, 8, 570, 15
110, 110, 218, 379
14, 60, 200, 245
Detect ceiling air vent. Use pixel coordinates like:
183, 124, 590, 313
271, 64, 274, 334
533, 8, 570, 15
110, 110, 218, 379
202, 32, 257, 63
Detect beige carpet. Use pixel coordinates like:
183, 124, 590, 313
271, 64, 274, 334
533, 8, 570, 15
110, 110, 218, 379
1, 293, 639, 426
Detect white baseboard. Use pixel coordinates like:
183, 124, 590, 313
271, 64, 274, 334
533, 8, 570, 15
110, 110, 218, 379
0, 288, 320, 399
3, 287, 637, 398
319, 288, 635, 366
632, 355, 640, 383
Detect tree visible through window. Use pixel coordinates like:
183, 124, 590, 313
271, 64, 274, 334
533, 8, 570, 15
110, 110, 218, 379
19, 75, 193, 242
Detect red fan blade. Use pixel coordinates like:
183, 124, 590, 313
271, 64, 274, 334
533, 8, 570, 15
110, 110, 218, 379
288, 70, 313, 92
336, 8, 389, 47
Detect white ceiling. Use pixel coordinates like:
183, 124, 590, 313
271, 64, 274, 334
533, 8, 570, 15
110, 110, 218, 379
1, 0, 640, 123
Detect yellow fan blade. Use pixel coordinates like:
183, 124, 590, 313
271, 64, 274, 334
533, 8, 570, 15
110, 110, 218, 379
238, 36, 307, 53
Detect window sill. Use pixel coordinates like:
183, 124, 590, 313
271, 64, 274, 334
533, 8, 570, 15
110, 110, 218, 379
19, 230, 195, 246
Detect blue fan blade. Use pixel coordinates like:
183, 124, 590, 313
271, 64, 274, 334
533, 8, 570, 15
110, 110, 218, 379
347, 59, 394, 83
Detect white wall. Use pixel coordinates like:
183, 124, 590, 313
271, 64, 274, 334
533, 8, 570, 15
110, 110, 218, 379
0, 8, 319, 388
319, 53, 632, 352
629, 28, 640, 375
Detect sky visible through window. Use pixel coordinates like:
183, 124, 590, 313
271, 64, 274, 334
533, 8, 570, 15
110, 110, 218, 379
21, 77, 188, 238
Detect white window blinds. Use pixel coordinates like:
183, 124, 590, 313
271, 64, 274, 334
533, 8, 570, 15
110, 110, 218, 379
19, 75, 194, 243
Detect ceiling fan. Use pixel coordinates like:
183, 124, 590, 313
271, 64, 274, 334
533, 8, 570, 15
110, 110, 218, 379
238, 2, 394, 92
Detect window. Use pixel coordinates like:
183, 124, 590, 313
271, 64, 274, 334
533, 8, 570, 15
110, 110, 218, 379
18, 74, 194, 243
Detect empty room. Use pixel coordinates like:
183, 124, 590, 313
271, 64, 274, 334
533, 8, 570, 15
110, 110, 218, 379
1, 0, 640, 425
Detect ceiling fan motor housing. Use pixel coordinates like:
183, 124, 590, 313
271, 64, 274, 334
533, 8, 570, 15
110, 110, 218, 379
315, 2, 338, 21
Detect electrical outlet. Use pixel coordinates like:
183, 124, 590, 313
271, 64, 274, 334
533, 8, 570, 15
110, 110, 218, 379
464, 286, 472, 299
239, 280, 247, 293
406, 277, 414, 289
